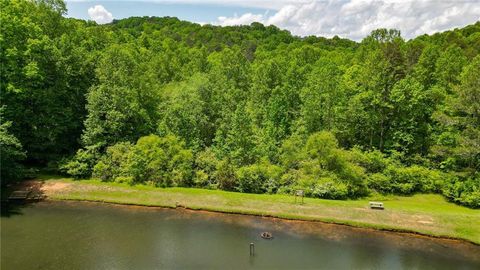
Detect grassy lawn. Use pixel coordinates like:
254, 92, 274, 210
39, 177, 480, 244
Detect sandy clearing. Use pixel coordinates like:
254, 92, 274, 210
41, 181, 72, 193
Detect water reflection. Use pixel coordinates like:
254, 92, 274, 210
2, 201, 479, 270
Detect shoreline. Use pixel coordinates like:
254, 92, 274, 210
13, 177, 480, 245
43, 197, 480, 247
47, 197, 480, 247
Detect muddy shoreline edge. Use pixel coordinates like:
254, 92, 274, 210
42, 197, 480, 247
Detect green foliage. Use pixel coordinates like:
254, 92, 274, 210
366, 173, 393, 194
350, 148, 391, 174
389, 77, 432, 154
300, 59, 343, 133
216, 104, 258, 166
3, 0, 480, 207
91, 135, 193, 187
1, 0, 96, 163
0, 117, 26, 183
193, 148, 220, 188
382, 165, 444, 194
92, 142, 133, 182
311, 178, 349, 199
279, 133, 306, 169
435, 45, 467, 90
431, 55, 480, 172
126, 135, 193, 186
235, 159, 283, 194
443, 175, 480, 208
214, 159, 237, 191
60, 145, 100, 179
82, 45, 161, 148
280, 132, 368, 199
157, 75, 211, 150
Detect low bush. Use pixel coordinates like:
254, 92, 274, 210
125, 134, 193, 187
350, 147, 390, 174
311, 177, 349, 199
367, 173, 393, 193
293, 174, 350, 199
193, 148, 220, 188
214, 159, 237, 191
93, 142, 132, 181
235, 160, 283, 194
91, 134, 193, 187
114, 176, 135, 185
443, 175, 480, 208
60, 145, 100, 179
298, 132, 368, 198
383, 165, 445, 195
0, 119, 25, 184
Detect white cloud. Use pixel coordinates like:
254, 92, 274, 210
214, 0, 480, 40
217, 13, 265, 26
68, 0, 306, 10
88, 5, 113, 24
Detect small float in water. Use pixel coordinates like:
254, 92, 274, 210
261, 232, 273, 239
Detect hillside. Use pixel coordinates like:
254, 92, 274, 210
1, 0, 479, 208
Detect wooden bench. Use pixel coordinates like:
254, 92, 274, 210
369, 202, 384, 210
8, 190, 31, 200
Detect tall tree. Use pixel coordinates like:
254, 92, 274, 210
82, 45, 160, 149
0, 0, 94, 162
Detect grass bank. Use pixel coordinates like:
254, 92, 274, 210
38, 176, 480, 244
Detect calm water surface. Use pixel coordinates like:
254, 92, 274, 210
2, 201, 479, 270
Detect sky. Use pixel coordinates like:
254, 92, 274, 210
66, 0, 480, 41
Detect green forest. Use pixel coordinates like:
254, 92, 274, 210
2, 0, 479, 208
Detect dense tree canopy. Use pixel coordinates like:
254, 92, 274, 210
2, 0, 479, 207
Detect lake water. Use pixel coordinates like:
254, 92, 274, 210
2, 201, 479, 269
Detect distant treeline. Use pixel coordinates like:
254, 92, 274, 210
1, 0, 479, 207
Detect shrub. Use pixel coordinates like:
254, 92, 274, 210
418, 169, 444, 193
92, 161, 109, 181
297, 132, 368, 198
235, 160, 283, 194
275, 169, 301, 195
367, 173, 393, 193
385, 165, 422, 194
295, 174, 349, 199
215, 159, 237, 191
60, 145, 100, 179
0, 118, 25, 183
193, 148, 220, 188
311, 178, 349, 199
125, 134, 193, 187
350, 147, 390, 173
114, 176, 134, 185
194, 170, 210, 187
383, 165, 445, 194
443, 175, 480, 208
93, 142, 132, 181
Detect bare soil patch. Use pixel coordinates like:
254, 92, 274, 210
41, 181, 72, 194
